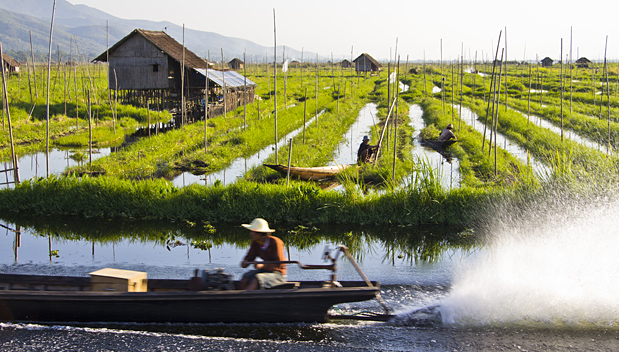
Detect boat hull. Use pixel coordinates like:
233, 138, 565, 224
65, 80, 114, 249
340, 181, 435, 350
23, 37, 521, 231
264, 164, 353, 181
0, 275, 379, 324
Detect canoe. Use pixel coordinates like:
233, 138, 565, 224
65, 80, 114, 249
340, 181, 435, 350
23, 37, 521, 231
421, 139, 457, 152
0, 272, 380, 324
264, 163, 353, 181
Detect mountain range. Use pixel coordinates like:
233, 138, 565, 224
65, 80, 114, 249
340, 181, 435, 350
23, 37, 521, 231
0, 0, 306, 63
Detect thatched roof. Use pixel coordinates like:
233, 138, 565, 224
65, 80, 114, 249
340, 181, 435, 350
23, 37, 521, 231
353, 53, 382, 68
576, 57, 592, 64
228, 58, 244, 65
1, 54, 20, 68
93, 29, 208, 69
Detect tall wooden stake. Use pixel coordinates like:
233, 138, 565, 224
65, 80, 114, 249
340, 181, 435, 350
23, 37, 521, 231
273, 8, 278, 164
45, 0, 57, 178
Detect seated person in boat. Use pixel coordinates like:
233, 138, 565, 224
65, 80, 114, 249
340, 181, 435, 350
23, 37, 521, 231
357, 135, 377, 164
240, 218, 287, 290
438, 123, 457, 142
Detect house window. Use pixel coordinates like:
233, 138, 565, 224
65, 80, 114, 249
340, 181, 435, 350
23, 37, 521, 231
153, 64, 159, 72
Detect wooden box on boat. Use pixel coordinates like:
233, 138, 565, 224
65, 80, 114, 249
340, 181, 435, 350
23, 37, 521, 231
89, 268, 147, 292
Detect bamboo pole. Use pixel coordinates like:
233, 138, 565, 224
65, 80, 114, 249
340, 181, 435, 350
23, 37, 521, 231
181, 24, 185, 125
204, 58, 209, 153
570, 26, 573, 114
286, 138, 293, 186
0, 43, 19, 184
391, 56, 400, 186
273, 8, 278, 164
504, 27, 508, 112
29, 31, 38, 98
450, 62, 455, 121
315, 53, 318, 127
560, 38, 564, 142
243, 51, 247, 130
221, 48, 226, 118
45, 0, 57, 178
604, 36, 611, 154
283, 46, 287, 108
87, 90, 92, 167
528, 64, 532, 125
73, 37, 78, 128
492, 49, 504, 174
459, 51, 463, 131
481, 30, 502, 152
303, 87, 307, 144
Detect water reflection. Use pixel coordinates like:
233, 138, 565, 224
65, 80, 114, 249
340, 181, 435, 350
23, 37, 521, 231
1, 148, 111, 189
0, 215, 476, 285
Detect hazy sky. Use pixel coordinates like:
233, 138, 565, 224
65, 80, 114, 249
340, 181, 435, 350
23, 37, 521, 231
67, 0, 619, 62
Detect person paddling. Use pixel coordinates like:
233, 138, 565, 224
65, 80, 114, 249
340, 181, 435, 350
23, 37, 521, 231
240, 218, 287, 290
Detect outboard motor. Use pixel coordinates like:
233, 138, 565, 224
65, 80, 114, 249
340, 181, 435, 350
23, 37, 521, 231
201, 268, 234, 290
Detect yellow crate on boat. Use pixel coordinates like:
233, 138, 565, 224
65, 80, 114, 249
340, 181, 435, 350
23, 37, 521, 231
89, 268, 147, 292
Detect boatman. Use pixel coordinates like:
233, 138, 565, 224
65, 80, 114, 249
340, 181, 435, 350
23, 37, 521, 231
438, 123, 457, 142
240, 218, 287, 290
357, 135, 378, 164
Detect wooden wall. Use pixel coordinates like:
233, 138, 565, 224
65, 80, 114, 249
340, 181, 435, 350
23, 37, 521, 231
108, 35, 173, 90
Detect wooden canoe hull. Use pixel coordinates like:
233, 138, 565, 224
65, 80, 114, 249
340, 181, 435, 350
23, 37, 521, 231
264, 164, 353, 181
421, 139, 457, 151
0, 274, 379, 324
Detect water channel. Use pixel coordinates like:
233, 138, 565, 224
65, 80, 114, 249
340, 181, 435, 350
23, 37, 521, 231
1, 148, 111, 189
2, 186, 619, 351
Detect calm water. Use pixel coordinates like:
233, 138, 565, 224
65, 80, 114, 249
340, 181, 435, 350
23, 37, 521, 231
1, 148, 111, 189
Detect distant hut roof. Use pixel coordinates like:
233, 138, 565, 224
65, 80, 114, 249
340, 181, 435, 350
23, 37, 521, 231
541, 57, 553, 62
228, 58, 244, 65
1, 54, 20, 68
93, 29, 208, 69
353, 53, 382, 68
195, 68, 256, 88
576, 57, 592, 63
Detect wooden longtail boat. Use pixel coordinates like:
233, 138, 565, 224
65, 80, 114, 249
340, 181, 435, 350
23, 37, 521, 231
264, 163, 354, 181
0, 246, 390, 324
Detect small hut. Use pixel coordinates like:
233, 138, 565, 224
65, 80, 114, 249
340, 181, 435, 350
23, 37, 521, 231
1, 54, 20, 73
93, 29, 210, 111
353, 53, 381, 74
541, 57, 553, 67
340, 59, 352, 68
575, 57, 592, 68
228, 58, 244, 70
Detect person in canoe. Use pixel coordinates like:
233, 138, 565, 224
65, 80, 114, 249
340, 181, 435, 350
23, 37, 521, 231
438, 123, 457, 142
240, 218, 287, 290
357, 135, 378, 164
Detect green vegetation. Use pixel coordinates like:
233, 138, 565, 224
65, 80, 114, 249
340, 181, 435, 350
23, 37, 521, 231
2, 59, 618, 234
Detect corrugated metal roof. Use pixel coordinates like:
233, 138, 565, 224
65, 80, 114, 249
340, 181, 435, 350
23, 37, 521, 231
195, 69, 256, 88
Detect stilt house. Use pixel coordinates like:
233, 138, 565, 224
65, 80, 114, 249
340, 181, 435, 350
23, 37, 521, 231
575, 57, 592, 68
93, 29, 254, 119
541, 57, 553, 67
340, 59, 352, 68
353, 53, 381, 74
1, 54, 20, 73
